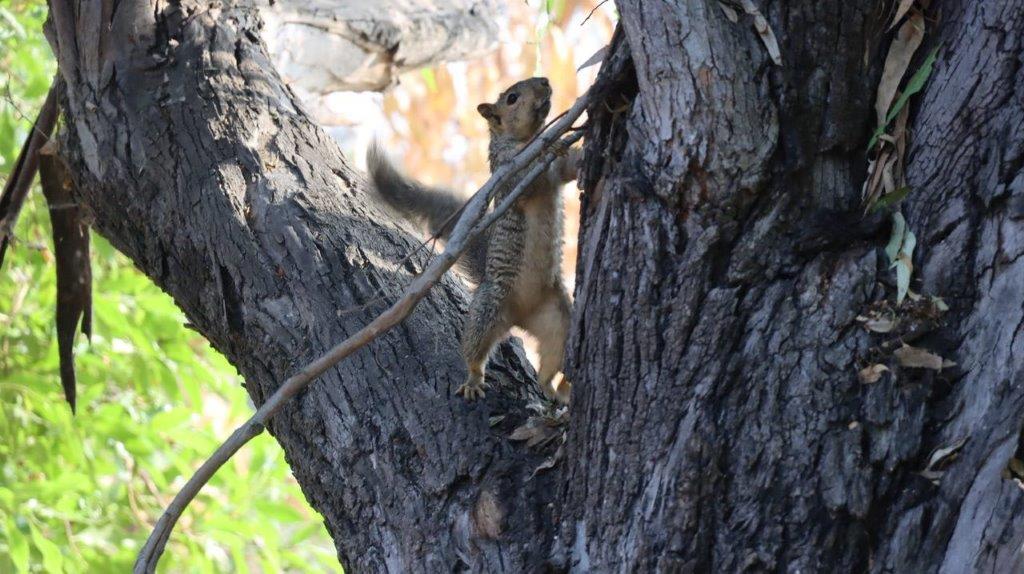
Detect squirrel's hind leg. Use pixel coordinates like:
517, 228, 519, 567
521, 289, 572, 404
458, 282, 512, 401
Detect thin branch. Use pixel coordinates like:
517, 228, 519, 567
133, 88, 594, 574
0, 77, 61, 268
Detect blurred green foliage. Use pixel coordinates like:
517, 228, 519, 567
0, 2, 341, 572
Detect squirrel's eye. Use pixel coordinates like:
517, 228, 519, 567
506, 93, 519, 105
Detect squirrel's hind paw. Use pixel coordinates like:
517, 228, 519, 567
456, 375, 489, 401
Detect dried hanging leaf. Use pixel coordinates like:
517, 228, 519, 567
895, 227, 916, 305
884, 213, 916, 304
857, 310, 898, 333
1005, 457, 1024, 480
732, 0, 783, 66
894, 344, 947, 370
859, 364, 890, 384
529, 444, 565, 479
893, 104, 911, 184
577, 44, 609, 72
876, 11, 925, 126
510, 422, 540, 441
885, 212, 908, 263
510, 414, 563, 448
863, 149, 896, 209
718, 1, 740, 23
890, 0, 917, 29
926, 436, 968, 471
868, 46, 940, 150
867, 316, 897, 333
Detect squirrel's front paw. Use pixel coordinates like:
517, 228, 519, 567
456, 374, 489, 401
551, 140, 570, 158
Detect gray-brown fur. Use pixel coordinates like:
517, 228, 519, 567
368, 77, 579, 403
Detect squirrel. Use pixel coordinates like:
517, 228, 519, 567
367, 77, 579, 404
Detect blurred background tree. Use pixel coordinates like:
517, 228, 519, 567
0, 1, 342, 571
0, 0, 614, 570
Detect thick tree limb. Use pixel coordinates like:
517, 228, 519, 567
46, 2, 567, 570
133, 95, 588, 571
0, 78, 60, 268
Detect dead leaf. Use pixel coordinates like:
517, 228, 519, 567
926, 436, 968, 471
509, 414, 563, 448
509, 422, 539, 441
859, 364, 890, 384
865, 316, 897, 333
863, 149, 896, 209
889, 0, 917, 30
893, 104, 910, 185
718, 1, 739, 23
736, 0, 782, 66
894, 344, 946, 370
1006, 457, 1024, 480
876, 10, 925, 126
529, 444, 565, 479
577, 44, 609, 72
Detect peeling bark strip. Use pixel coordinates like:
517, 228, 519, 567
565, 0, 1024, 572
38, 151, 92, 413
45, 1, 562, 571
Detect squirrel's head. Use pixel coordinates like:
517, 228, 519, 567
477, 77, 552, 141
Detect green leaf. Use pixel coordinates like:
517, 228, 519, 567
0, 7, 27, 38
885, 212, 916, 305
868, 46, 941, 150
6, 520, 30, 573
871, 186, 912, 212
30, 523, 64, 573
885, 212, 907, 265
420, 68, 437, 92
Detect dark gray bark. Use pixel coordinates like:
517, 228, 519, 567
564, 1, 1024, 572
45, 0, 1024, 572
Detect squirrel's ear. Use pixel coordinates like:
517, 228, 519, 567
477, 103, 500, 125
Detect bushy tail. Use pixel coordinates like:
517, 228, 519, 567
367, 142, 464, 239
366, 142, 487, 281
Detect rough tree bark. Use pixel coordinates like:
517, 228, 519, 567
564, 1, 1024, 572
45, 0, 1024, 572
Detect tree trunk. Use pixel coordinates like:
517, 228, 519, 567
45, 0, 1024, 572
563, 1, 1024, 572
